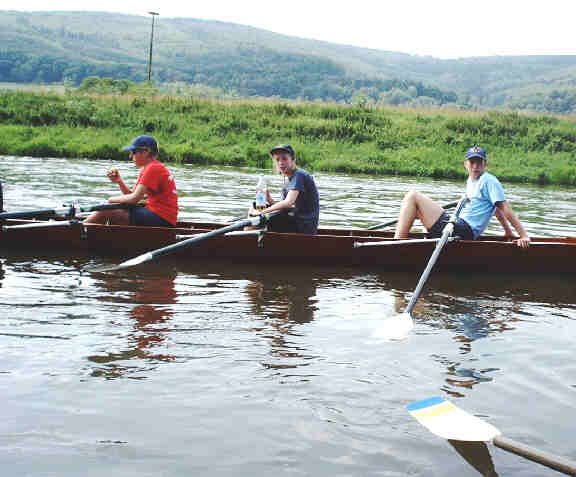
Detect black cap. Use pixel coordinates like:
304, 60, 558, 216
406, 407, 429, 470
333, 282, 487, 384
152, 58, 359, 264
270, 144, 295, 157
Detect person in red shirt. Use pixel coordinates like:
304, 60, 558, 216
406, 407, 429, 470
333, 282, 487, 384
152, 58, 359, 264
85, 135, 178, 227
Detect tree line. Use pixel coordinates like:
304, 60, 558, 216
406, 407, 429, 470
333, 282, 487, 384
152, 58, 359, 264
0, 48, 456, 106
2, 48, 576, 114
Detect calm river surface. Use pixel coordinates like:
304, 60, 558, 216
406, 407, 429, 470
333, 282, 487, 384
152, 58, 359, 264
0, 156, 575, 477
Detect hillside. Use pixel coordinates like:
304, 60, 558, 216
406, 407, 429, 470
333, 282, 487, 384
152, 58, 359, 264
1, 10, 576, 112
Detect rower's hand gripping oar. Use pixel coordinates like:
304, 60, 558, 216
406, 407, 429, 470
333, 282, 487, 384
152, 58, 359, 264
407, 396, 576, 476
86, 211, 281, 273
367, 201, 458, 231
373, 195, 468, 340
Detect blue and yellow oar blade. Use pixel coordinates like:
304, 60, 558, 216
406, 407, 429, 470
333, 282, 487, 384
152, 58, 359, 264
407, 396, 501, 442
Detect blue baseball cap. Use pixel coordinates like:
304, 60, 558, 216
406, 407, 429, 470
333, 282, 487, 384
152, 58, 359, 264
466, 146, 487, 160
123, 135, 159, 154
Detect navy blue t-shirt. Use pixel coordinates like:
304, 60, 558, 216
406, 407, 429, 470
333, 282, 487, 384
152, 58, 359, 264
281, 168, 320, 234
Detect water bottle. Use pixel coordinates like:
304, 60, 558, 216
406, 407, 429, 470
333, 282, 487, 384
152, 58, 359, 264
255, 176, 267, 210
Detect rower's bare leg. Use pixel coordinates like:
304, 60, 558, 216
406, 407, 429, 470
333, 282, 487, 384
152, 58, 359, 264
84, 210, 130, 225
394, 191, 444, 239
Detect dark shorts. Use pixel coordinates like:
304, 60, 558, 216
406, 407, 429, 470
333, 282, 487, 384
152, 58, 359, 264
266, 213, 317, 234
129, 207, 173, 227
427, 211, 474, 240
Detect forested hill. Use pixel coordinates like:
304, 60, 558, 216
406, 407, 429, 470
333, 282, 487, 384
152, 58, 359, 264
2, 10, 576, 113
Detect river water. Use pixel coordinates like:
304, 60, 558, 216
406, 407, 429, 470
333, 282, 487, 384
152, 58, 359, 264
0, 156, 575, 477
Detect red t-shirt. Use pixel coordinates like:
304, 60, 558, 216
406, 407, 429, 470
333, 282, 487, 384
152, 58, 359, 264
136, 160, 178, 225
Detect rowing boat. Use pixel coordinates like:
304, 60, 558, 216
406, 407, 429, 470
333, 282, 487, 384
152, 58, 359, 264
1, 218, 575, 273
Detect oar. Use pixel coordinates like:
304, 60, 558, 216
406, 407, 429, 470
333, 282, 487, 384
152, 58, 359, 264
373, 196, 467, 340
77, 204, 136, 213
407, 396, 576, 476
0, 203, 134, 221
367, 200, 458, 231
355, 237, 443, 248
0, 207, 72, 220
2, 219, 83, 232
87, 211, 280, 273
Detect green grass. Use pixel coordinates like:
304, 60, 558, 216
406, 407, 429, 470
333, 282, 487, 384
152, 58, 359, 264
1, 90, 576, 185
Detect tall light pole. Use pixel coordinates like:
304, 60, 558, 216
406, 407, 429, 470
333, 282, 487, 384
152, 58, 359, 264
147, 11, 159, 82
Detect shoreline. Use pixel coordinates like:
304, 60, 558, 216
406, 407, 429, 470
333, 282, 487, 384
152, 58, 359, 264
1, 91, 575, 186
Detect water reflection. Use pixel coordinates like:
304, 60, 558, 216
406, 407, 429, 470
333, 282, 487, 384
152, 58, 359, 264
242, 274, 319, 372
87, 270, 178, 380
448, 440, 499, 477
244, 277, 317, 325
2, 158, 576, 477
374, 270, 576, 395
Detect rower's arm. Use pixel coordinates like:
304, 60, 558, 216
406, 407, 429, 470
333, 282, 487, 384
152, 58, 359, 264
262, 190, 299, 214
116, 179, 132, 195
495, 201, 530, 248
108, 170, 132, 195
108, 184, 148, 205
494, 206, 514, 236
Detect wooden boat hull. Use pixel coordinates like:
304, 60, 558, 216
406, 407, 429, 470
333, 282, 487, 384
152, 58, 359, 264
1, 219, 575, 273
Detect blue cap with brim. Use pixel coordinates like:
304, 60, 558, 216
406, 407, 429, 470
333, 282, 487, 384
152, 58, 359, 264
466, 146, 487, 160
123, 135, 159, 154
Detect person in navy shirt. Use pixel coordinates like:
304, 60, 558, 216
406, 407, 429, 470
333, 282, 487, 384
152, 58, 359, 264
250, 144, 320, 234
393, 146, 530, 247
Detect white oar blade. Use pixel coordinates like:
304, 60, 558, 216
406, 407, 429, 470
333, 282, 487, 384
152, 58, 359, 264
407, 397, 501, 442
116, 252, 154, 269
86, 252, 154, 273
372, 312, 414, 340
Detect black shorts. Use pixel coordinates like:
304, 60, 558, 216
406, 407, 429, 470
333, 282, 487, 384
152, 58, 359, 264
427, 211, 474, 240
129, 207, 173, 227
266, 213, 317, 234
267, 212, 298, 233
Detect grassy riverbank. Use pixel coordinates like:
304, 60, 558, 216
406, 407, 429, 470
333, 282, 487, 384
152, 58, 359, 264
1, 90, 576, 185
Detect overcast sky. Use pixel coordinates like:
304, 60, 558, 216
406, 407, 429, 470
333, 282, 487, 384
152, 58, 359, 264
6, 1, 576, 59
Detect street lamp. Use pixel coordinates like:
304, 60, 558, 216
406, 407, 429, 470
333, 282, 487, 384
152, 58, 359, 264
147, 11, 159, 82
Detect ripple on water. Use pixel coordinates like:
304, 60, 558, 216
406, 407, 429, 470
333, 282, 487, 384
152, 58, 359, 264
1, 158, 575, 476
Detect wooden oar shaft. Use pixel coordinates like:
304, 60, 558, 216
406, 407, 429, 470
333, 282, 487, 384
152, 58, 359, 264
367, 201, 459, 231
494, 436, 576, 476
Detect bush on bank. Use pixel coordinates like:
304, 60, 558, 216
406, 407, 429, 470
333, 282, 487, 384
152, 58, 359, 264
0, 91, 575, 185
